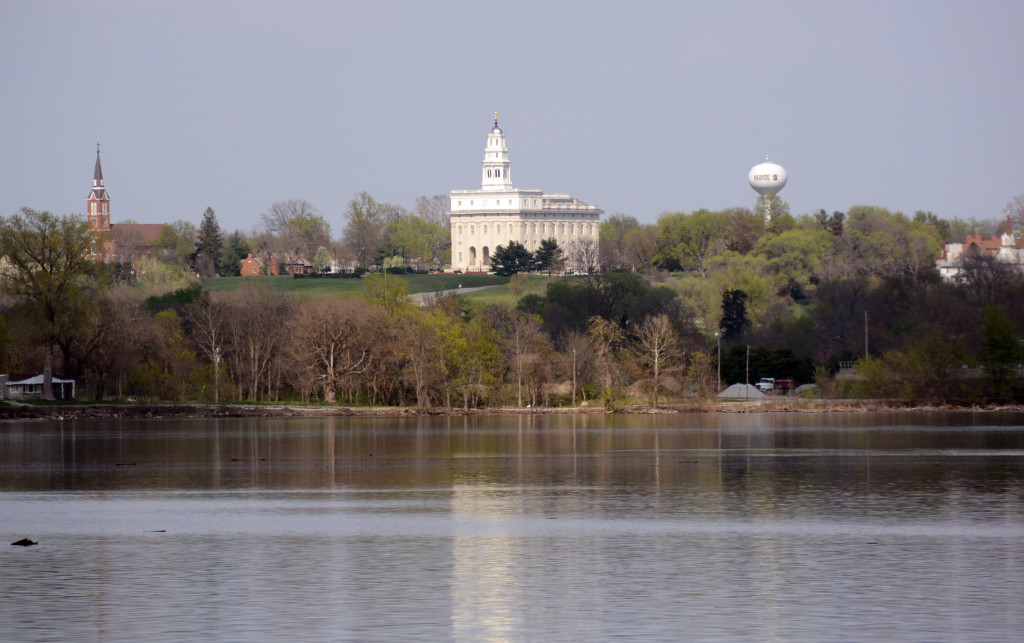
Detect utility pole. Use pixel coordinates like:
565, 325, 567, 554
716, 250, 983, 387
745, 344, 750, 400
715, 332, 721, 393
214, 347, 221, 404
864, 310, 869, 361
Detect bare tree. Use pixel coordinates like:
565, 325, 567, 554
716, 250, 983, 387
624, 224, 659, 272
415, 194, 451, 228
1006, 195, 1024, 232
223, 283, 292, 401
184, 294, 231, 402
287, 297, 371, 403
260, 199, 329, 265
569, 238, 601, 274
560, 330, 593, 407
632, 314, 680, 408
504, 312, 547, 407
343, 192, 384, 269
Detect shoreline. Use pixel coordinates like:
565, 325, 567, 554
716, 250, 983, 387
3, 399, 1024, 421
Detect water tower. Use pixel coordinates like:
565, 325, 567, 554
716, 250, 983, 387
748, 155, 787, 225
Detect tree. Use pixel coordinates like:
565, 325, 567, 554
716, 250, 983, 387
414, 194, 451, 228
1006, 195, 1024, 233
287, 297, 371, 403
569, 238, 601, 275
632, 314, 680, 408
508, 273, 529, 300
223, 283, 292, 401
655, 209, 730, 276
218, 231, 249, 277
343, 192, 385, 269
979, 305, 1021, 400
534, 238, 565, 276
599, 214, 640, 270
719, 289, 749, 339
490, 241, 534, 276
360, 273, 410, 315
623, 224, 659, 272
195, 207, 223, 277
0, 208, 101, 399
313, 246, 332, 273
260, 199, 330, 266
155, 220, 197, 268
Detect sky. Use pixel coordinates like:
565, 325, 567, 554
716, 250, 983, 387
2, 0, 1023, 234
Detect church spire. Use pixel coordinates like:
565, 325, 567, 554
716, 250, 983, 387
93, 143, 104, 189
87, 144, 110, 232
481, 112, 512, 191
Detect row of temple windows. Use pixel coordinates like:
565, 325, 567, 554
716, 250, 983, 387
455, 198, 544, 207
457, 222, 595, 236
485, 168, 507, 179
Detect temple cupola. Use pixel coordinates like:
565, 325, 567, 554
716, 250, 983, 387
481, 111, 512, 191
87, 144, 111, 232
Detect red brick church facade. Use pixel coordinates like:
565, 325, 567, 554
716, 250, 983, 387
87, 146, 166, 263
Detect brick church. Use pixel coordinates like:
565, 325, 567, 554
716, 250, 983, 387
87, 146, 166, 263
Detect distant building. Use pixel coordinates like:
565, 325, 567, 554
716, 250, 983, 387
240, 253, 263, 276
448, 114, 602, 273
938, 216, 1024, 280
86, 146, 167, 263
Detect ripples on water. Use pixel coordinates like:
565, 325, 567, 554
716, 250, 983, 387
2, 412, 1023, 642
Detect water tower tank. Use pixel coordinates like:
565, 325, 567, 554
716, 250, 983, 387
748, 155, 787, 196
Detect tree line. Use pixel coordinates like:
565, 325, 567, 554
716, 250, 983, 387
3, 194, 1024, 405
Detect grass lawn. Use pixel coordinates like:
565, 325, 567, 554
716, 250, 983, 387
202, 273, 512, 297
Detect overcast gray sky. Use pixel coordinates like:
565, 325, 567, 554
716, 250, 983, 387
2, 0, 1022, 233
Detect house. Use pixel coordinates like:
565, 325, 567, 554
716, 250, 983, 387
938, 216, 1024, 280
240, 253, 263, 276
2, 374, 76, 400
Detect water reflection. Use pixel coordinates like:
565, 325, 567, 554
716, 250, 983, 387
2, 412, 1023, 642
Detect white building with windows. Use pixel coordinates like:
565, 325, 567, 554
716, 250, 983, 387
449, 115, 602, 273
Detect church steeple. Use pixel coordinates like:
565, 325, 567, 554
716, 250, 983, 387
481, 112, 512, 191
87, 144, 110, 232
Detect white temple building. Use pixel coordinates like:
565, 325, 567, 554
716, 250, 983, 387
449, 114, 602, 273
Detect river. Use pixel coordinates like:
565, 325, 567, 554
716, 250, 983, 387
2, 412, 1022, 642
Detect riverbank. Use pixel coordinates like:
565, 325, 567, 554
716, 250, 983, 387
3, 399, 1024, 421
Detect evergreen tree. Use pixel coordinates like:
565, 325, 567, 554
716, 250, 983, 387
196, 207, 224, 276
490, 241, 535, 276
533, 238, 564, 276
720, 289, 749, 339
218, 231, 249, 277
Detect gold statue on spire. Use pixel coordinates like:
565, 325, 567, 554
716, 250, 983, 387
494, 110, 498, 125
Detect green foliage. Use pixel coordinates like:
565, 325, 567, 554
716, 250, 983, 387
522, 272, 678, 340
533, 238, 564, 276
719, 290, 749, 339
490, 241, 535, 276
218, 231, 249, 277
313, 246, 332, 272
155, 220, 198, 268
720, 345, 814, 386
979, 306, 1021, 400
360, 273, 410, 314
654, 209, 730, 275
145, 285, 206, 314
195, 207, 223, 276
133, 255, 201, 297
